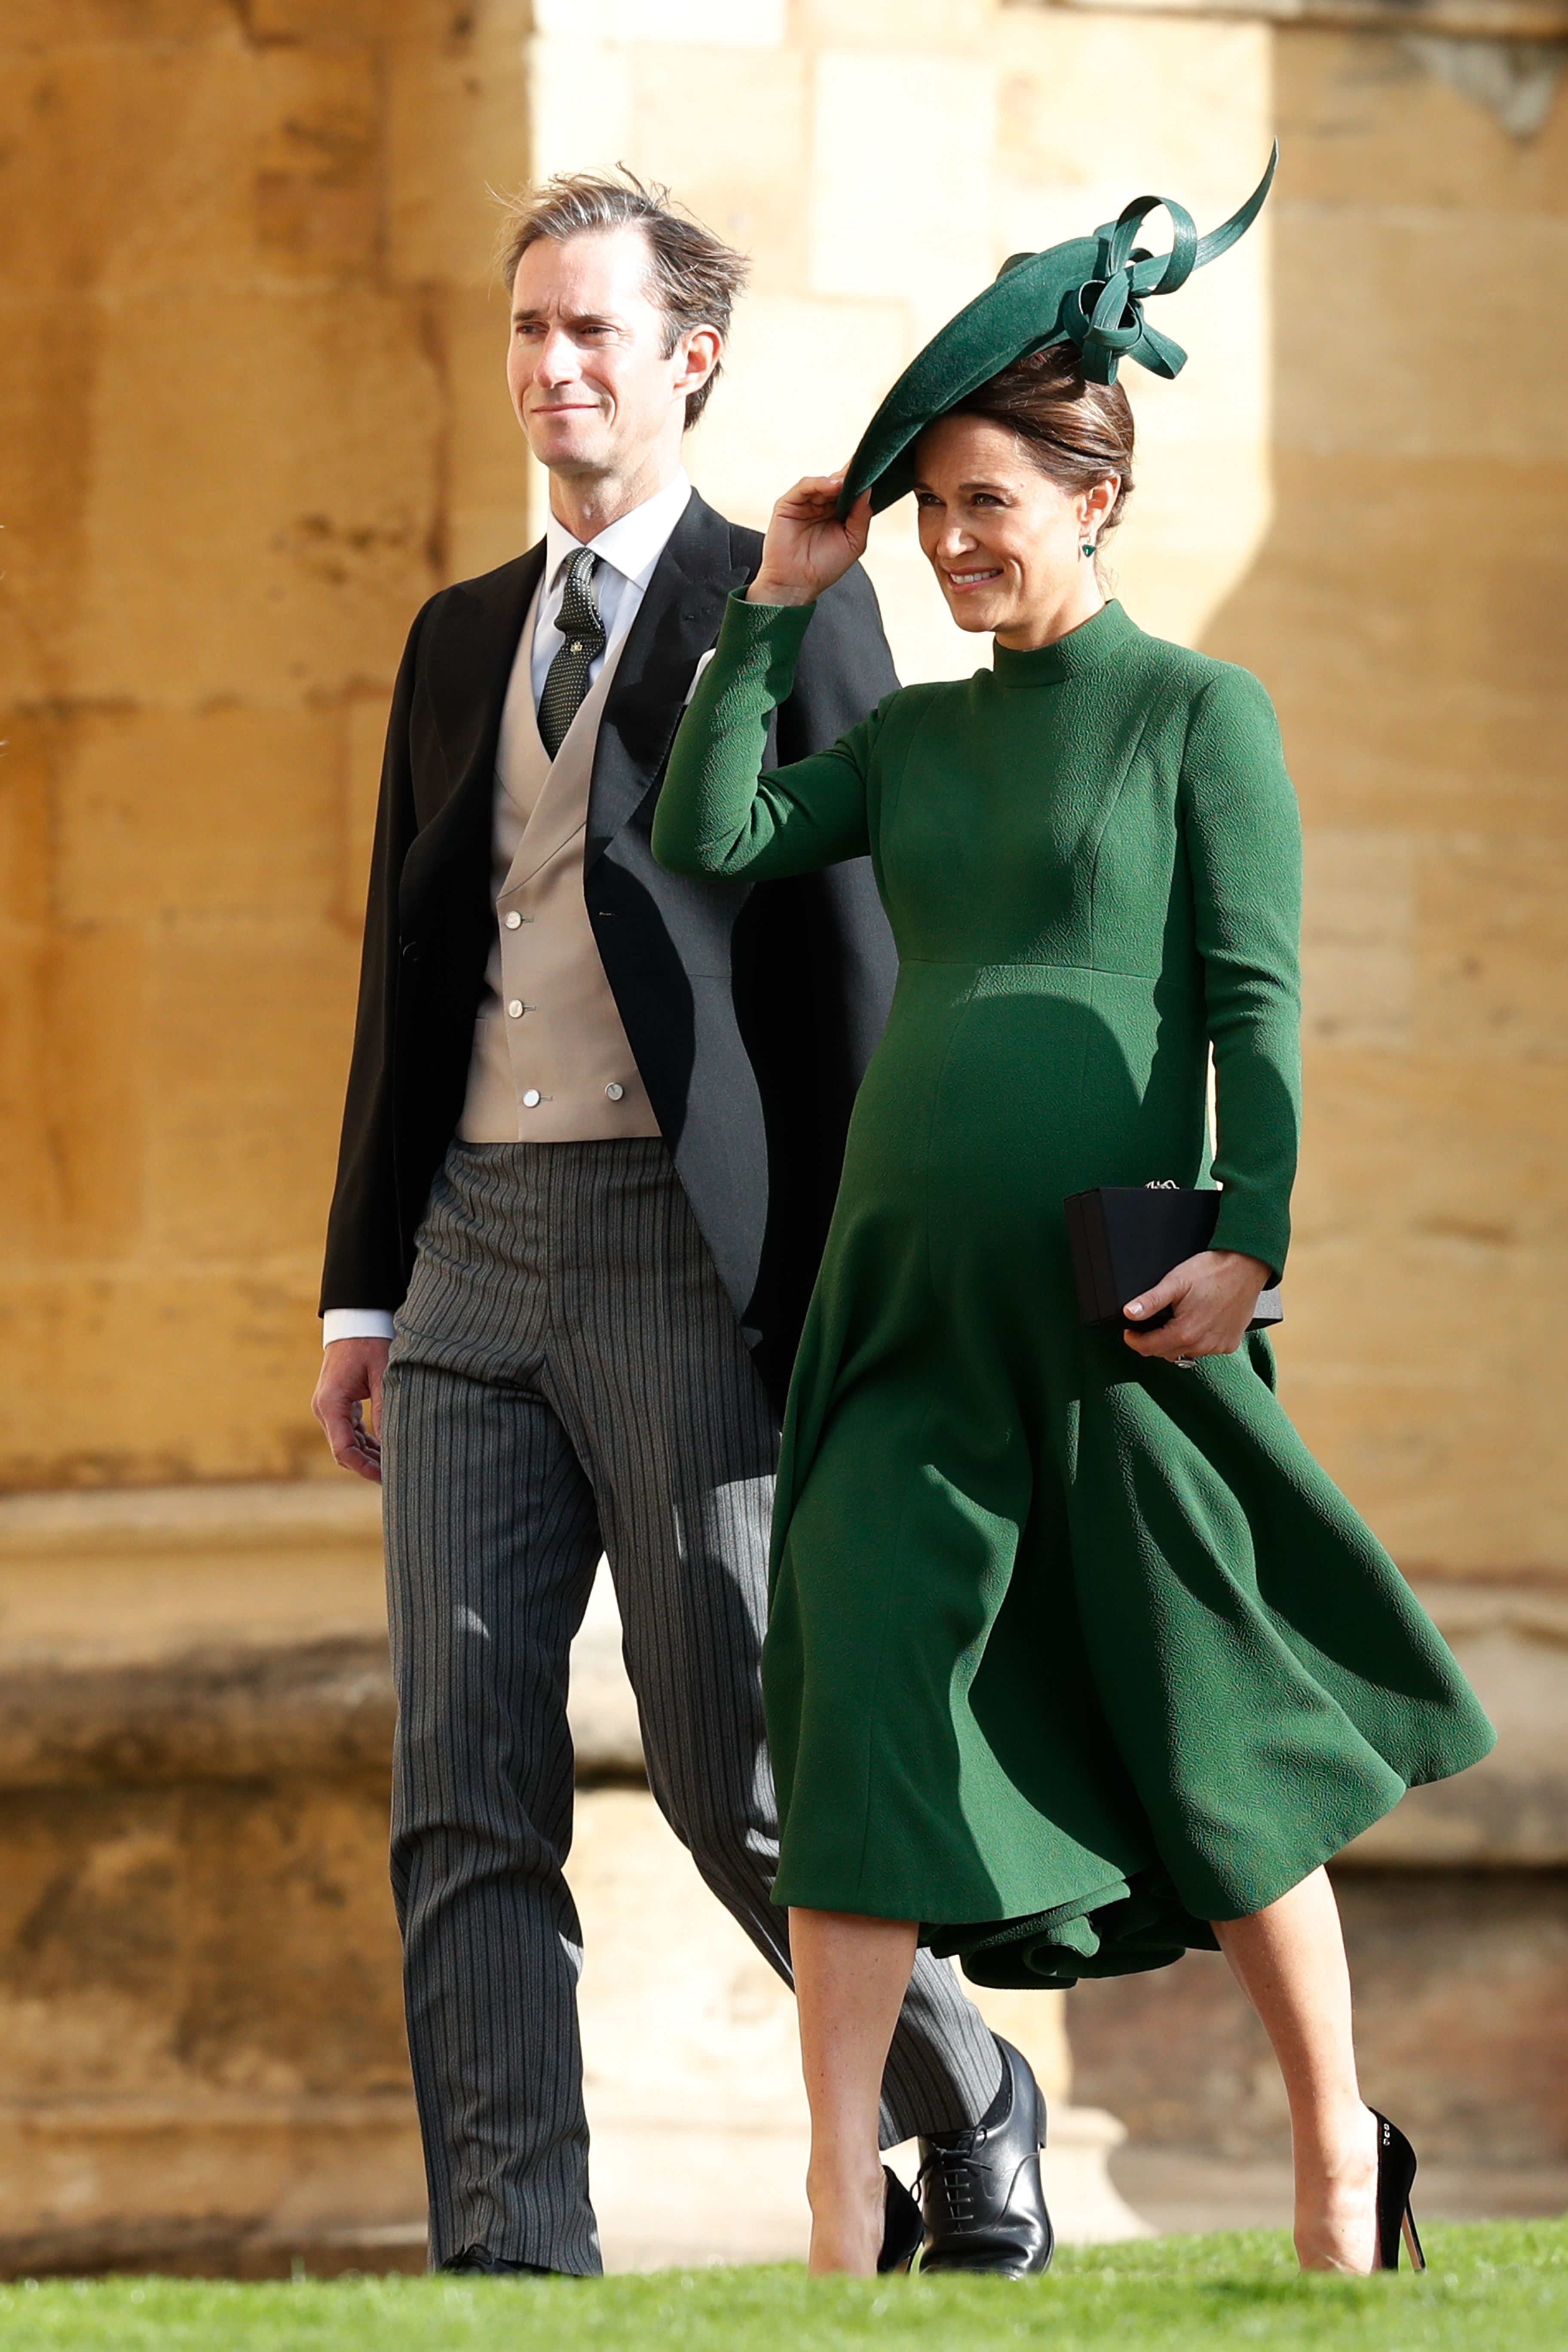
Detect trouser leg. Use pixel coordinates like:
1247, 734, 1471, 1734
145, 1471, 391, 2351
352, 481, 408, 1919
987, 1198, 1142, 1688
548, 1144, 1006, 2146
382, 1354, 605, 2276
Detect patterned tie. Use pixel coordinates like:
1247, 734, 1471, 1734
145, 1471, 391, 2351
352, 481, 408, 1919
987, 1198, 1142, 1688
537, 547, 606, 760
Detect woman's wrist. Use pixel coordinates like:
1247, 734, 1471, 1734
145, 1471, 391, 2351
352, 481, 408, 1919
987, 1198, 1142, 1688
1210, 1248, 1271, 1283
746, 577, 815, 608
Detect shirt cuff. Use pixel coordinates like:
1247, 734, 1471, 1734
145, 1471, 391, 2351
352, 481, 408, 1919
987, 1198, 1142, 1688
322, 1308, 396, 1347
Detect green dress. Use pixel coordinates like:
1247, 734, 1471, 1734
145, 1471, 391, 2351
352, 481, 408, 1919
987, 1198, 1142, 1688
653, 593, 1493, 1989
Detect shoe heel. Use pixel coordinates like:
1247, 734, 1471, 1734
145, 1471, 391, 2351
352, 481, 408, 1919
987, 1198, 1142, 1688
878, 2165, 924, 2275
1371, 2110, 1422, 2273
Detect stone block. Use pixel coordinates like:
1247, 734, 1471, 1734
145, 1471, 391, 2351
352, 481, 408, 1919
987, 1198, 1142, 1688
0, 1767, 419, 2271
0, 706, 58, 924
992, 9, 1273, 220
0, 34, 381, 298
1274, 1247, 1564, 1569
0, 1483, 385, 1668
536, 0, 786, 42
1293, 1050, 1565, 1253
808, 53, 997, 336
250, 46, 383, 280
1, 6, 234, 42
55, 702, 342, 925
0, 925, 146, 1266
142, 919, 358, 1263
0, 1265, 327, 1493
526, 34, 632, 181
797, 0, 993, 51
72, 288, 441, 703
239, 0, 386, 39
626, 43, 811, 290
1302, 828, 1415, 1052
1069, 1868, 1568, 2165
1207, 454, 1568, 835
385, 1, 531, 288
1277, 24, 1568, 211
0, 299, 96, 704
1275, 202, 1568, 466
1417, 833, 1568, 1065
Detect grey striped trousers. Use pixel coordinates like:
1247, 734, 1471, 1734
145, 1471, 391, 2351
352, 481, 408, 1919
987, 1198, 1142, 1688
382, 1139, 1002, 2275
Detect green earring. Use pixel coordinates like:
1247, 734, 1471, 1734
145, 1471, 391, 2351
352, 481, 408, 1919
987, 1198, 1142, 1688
1081, 541, 1096, 559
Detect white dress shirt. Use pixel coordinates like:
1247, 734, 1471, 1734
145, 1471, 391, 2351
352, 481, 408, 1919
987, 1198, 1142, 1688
324, 472, 696, 1348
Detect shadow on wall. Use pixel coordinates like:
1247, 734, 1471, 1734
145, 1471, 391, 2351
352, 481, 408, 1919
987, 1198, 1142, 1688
1066, 23, 1568, 2183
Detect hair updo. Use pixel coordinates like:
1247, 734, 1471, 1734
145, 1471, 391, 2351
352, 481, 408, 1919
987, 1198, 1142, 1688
942, 343, 1135, 536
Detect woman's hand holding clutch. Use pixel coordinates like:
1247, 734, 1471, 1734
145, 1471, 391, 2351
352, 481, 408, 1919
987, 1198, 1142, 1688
1122, 1250, 1274, 1366
747, 474, 873, 609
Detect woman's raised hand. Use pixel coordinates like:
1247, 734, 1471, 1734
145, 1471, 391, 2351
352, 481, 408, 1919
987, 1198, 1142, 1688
1122, 1249, 1273, 1365
747, 475, 873, 609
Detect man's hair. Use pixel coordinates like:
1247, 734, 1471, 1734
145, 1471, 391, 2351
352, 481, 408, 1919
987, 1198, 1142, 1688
496, 169, 750, 429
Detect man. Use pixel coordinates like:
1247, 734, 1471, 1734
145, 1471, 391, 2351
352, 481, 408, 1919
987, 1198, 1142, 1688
313, 171, 1051, 2279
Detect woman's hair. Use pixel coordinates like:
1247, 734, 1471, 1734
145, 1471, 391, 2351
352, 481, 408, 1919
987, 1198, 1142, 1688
943, 343, 1135, 535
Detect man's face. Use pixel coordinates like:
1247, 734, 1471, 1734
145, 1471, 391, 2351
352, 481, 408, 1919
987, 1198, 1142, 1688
507, 225, 707, 481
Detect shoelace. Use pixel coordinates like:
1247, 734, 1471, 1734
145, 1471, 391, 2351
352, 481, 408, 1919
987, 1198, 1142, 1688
915, 2122, 992, 2225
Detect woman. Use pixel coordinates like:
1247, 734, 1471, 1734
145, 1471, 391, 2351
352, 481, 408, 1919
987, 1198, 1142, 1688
652, 166, 1493, 2281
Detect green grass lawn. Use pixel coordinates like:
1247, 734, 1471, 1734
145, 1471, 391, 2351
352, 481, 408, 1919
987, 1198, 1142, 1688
2, 2223, 1564, 2352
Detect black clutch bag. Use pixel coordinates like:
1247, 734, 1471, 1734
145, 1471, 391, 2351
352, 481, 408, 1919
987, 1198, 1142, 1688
1064, 1184, 1283, 1332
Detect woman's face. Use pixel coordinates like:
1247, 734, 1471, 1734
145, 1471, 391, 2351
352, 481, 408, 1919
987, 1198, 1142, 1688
912, 414, 1116, 641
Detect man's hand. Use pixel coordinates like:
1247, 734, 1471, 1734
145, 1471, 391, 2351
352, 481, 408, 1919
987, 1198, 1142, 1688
313, 1338, 391, 1482
1122, 1250, 1272, 1365
747, 475, 872, 609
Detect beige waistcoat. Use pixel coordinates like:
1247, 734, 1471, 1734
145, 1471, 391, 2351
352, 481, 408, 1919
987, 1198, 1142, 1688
457, 587, 661, 1144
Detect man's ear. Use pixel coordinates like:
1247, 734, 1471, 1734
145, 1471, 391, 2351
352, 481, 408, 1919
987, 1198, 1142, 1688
676, 324, 723, 396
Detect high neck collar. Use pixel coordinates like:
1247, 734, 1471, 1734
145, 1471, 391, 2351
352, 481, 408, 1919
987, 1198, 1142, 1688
989, 598, 1137, 686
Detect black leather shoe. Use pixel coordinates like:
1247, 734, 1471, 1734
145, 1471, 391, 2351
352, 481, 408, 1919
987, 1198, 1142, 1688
439, 2245, 556, 2277
915, 2035, 1055, 2277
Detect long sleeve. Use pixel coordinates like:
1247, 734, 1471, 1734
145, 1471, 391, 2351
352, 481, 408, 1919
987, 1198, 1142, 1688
774, 560, 900, 763
653, 593, 885, 882
318, 599, 431, 1315
1179, 668, 1302, 1283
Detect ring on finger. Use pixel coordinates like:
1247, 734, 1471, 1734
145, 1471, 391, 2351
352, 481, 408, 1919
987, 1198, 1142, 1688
1174, 1354, 1198, 1370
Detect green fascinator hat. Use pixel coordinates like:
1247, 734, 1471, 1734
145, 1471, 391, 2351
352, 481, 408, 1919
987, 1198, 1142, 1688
837, 144, 1277, 520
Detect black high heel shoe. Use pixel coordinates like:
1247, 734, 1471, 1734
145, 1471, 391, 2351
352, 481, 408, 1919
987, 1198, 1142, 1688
1372, 2111, 1425, 2272
878, 2165, 925, 2274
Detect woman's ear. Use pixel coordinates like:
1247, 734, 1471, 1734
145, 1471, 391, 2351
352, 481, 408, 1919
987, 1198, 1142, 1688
1082, 475, 1120, 533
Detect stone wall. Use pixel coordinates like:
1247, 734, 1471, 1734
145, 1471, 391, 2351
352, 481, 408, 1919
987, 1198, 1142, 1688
3, 0, 1566, 2271
1069, 8, 1568, 2185
1204, 19, 1568, 1571
0, 0, 535, 1494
